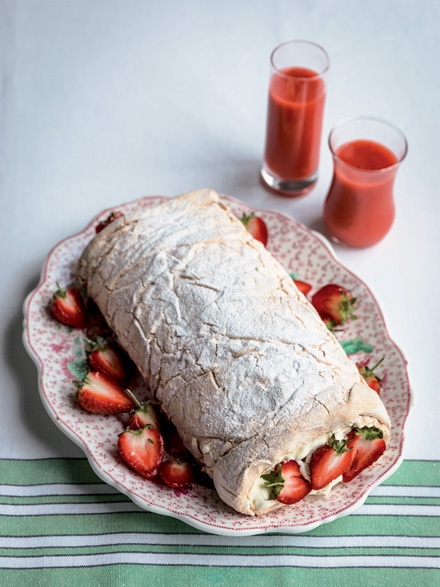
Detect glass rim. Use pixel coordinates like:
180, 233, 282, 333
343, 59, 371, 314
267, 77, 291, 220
328, 115, 408, 173
270, 40, 330, 79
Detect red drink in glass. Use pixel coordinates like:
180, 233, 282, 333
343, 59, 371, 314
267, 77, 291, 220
261, 41, 329, 197
264, 67, 325, 181
324, 117, 408, 247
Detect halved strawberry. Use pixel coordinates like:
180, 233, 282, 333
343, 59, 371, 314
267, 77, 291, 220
262, 460, 311, 504
95, 211, 124, 233
127, 400, 160, 431
310, 436, 353, 490
85, 337, 127, 382
293, 280, 312, 296
75, 371, 136, 414
159, 458, 195, 488
50, 284, 88, 329
357, 358, 384, 394
311, 284, 357, 329
240, 213, 268, 246
342, 427, 386, 482
118, 426, 164, 479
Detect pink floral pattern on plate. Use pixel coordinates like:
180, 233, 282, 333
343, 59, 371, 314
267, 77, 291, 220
23, 195, 413, 536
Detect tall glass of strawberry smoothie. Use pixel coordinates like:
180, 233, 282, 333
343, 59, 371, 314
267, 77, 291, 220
261, 41, 330, 197
324, 117, 408, 247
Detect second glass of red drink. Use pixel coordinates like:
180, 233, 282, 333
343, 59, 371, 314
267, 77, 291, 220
261, 40, 330, 197
324, 116, 408, 247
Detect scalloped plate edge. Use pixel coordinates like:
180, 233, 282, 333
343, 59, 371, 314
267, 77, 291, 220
21, 194, 415, 536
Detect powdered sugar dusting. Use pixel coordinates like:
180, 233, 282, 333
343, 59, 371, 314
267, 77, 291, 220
24, 193, 411, 534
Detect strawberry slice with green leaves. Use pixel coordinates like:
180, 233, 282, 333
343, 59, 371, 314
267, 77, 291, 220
95, 211, 124, 233
75, 371, 136, 414
159, 458, 195, 488
240, 213, 268, 246
357, 358, 384, 394
262, 460, 311, 504
310, 436, 353, 490
50, 283, 88, 329
311, 284, 357, 329
125, 390, 160, 431
118, 425, 164, 479
84, 337, 128, 382
342, 427, 386, 482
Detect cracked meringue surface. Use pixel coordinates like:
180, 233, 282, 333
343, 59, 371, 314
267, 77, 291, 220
78, 189, 390, 515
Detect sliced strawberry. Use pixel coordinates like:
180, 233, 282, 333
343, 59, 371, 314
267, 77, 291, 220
293, 280, 312, 296
310, 436, 353, 490
128, 401, 160, 431
262, 460, 311, 504
50, 284, 88, 329
159, 458, 195, 488
75, 371, 136, 414
357, 358, 384, 394
343, 427, 386, 482
95, 211, 124, 233
118, 426, 164, 479
240, 213, 268, 246
311, 284, 357, 328
85, 337, 127, 381
365, 377, 381, 394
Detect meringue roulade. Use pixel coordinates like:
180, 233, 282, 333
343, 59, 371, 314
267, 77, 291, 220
78, 189, 390, 516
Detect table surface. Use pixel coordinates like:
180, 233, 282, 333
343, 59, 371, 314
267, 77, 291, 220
1, 0, 439, 583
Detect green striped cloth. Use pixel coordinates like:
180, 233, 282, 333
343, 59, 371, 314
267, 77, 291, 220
0, 459, 439, 586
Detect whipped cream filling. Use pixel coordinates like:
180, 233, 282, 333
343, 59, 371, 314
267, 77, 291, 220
251, 426, 351, 512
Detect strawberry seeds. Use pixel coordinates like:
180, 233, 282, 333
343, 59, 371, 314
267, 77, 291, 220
262, 426, 386, 506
